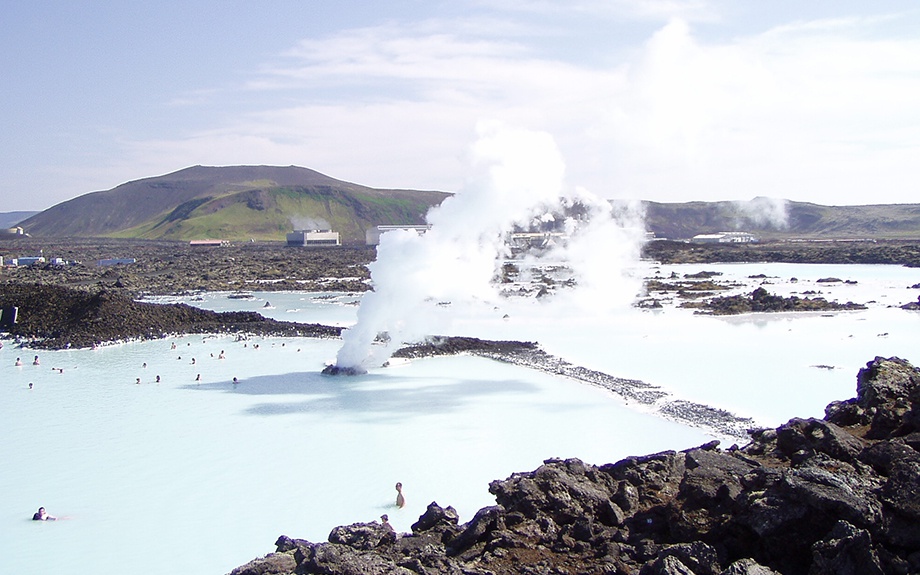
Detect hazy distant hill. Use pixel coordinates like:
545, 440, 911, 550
19, 165, 450, 243
644, 199, 920, 240
0, 211, 39, 229
17, 167, 920, 242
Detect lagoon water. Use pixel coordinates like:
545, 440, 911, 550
2, 262, 919, 575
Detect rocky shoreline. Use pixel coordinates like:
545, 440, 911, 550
643, 239, 920, 268
0, 279, 756, 439
0, 275, 756, 441
0, 282, 341, 349
4, 241, 920, 573
231, 356, 920, 575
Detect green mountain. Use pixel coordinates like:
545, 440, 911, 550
643, 199, 920, 240
18, 167, 920, 243
19, 165, 450, 243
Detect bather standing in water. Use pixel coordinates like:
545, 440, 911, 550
395, 482, 405, 508
32, 507, 56, 521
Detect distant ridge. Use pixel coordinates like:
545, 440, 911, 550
17, 166, 920, 242
0, 211, 39, 229
19, 165, 450, 243
643, 199, 920, 240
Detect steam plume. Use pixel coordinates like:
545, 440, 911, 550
331, 122, 647, 372
290, 216, 332, 231
732, 197, 789, 229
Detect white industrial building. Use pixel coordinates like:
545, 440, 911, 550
287, 230, 341, 247
13, 256, 45, 266
691, 232, 757, 244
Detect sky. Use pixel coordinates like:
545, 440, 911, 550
2, 1, 919, 212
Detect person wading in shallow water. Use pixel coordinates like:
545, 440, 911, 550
395, 482, 405, 508
32, 507, 56, 521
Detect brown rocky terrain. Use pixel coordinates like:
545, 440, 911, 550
0, 237, 374, 297
3, 238, 920, 300
643, 239, 920, 267
231, 356, 920, 575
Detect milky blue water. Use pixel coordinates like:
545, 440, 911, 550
1, 263, 918, 575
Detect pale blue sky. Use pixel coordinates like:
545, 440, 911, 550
2, 1, 919, 211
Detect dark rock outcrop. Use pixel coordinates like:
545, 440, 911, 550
0, 282, 342, 349
232, 356, 920, 575
685, 287, 867, 315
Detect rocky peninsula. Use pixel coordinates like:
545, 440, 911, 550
0, 280, 755, 440
685, 286, 868, 315
232, 356, 920, 575
393, 337, 755, 441
0, 282, 341, 349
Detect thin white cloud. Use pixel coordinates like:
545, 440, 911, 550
470, 0, 717, 22
122, 9, 920, 205
589, 15, 920, 202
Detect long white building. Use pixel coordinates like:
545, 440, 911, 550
287, 230, 341, 246
691, 232, 757, 244
365, 225, 431, 246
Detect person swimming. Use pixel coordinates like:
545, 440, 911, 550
32, 355, 40, 366
15, 357, 22, 366
395, 482, 405, 508
32, 507, 56, 521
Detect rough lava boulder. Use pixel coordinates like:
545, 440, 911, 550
231, 356, 920, 575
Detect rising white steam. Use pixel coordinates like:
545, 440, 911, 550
290, 216, 332, 231
332, 122, 647, 372
732, 197, 789, 229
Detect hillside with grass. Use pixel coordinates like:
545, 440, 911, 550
19, 165, 449, 243
18, 167, 920, 243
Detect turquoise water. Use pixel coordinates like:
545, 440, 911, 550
1, 263, 919, 575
